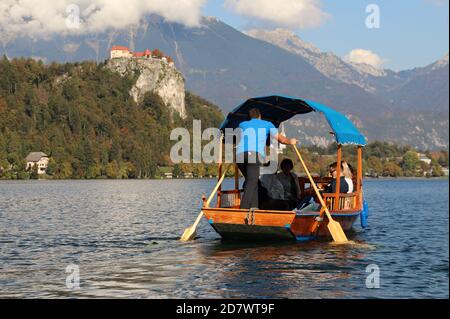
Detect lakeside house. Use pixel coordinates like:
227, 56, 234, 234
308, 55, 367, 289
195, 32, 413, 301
163, 172, 173, 179
418, 153, 432, 165
25, 152, 49, 175
180, 172, 194, 179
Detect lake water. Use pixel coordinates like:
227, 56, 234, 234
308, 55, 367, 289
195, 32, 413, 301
0, 179, 448, 299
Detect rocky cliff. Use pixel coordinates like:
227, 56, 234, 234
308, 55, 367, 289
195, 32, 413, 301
106, 57, 186, 118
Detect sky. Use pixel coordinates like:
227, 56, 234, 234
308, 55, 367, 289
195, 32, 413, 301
0, 0, 448, 71
202, 0, 449, 70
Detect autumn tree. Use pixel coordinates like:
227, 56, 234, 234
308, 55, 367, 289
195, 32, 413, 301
152, 49, 164, 59
382, 161, 402, 177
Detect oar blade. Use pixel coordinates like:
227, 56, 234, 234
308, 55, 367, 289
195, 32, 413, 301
327, 220, 348, 243
180, 226, 196, 242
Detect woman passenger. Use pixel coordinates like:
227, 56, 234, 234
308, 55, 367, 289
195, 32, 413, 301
324, 161, 353, 194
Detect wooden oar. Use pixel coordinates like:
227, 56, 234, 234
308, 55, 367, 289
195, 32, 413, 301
292, 145, 348, 243
180, 166, 230, 242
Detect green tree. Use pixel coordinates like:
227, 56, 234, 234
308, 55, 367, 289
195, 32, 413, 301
402, 151, 420, 176
383, 161, 402, 177
46, 158, 57, 175
105, 160, 120, 179
62, 79, 81, 101
367, 156, 383, 175
193, 164, 206, 178
431, 159, 444, 177
172, 164, 182, 178
142, 92, 170, 126
30, 165, 39, 179
402, 150, 420, 170
86, 164, 101, 179
58, 162, 73, 179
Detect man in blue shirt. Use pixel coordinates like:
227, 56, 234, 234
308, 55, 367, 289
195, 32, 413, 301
236, 108, 297, 209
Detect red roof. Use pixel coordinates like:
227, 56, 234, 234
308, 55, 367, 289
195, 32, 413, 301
133, 49, 151, 57
111, 46, 130, 52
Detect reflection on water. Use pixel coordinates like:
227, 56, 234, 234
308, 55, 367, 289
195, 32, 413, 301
0, 179, 448, 298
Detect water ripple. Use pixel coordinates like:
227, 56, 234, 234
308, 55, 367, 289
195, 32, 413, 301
0, 179, 448, 298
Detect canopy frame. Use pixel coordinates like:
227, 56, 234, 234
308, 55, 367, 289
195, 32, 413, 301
220, 95, 367, 147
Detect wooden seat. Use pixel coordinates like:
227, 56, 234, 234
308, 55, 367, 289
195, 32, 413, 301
218, 190, 242, 208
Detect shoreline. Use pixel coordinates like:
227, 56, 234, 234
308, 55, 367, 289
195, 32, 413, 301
0, 176, 448, 182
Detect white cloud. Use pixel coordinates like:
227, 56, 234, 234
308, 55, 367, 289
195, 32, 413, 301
0, 0, 207, 41
344, 49, 386, 68
224, 0, 330, 29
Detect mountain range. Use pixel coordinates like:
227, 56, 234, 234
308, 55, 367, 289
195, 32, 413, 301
1, 15, 448, 150
246, 28, 449, 112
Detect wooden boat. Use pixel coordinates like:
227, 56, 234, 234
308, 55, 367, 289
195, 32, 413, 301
202, 95, 368, 242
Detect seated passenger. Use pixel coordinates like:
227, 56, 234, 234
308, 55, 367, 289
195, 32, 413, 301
296, 161, 353, 210
276, 159, 301, 210
260, 174, 284, 200
324, 161, 353, 194
342, 161, 354, 193
259, 174, 290, 210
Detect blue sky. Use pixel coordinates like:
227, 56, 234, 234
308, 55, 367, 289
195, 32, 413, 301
202, 0, 449, 71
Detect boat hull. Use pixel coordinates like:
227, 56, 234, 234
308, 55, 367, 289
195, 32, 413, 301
203, 208, 360, 242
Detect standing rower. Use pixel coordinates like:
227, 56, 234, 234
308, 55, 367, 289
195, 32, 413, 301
236, 108, 297, 209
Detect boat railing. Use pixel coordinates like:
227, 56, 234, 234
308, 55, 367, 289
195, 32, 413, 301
217, 189, 361, 211
298, 176, 362, 211
322, 192, 361, 212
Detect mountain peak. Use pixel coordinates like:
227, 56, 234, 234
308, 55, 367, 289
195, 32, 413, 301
433, 53, 449, 69
246, 27, 389, 92
201, 16, 221, 24
245, 28, 321, 55
348, 61, 387, 77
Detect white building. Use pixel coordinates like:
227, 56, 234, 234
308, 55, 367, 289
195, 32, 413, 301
110, 46, 153, 59
163, 172, 173, 179
26, 152, 49, 175
418, 153, 432, 165
110, 46, 133, 59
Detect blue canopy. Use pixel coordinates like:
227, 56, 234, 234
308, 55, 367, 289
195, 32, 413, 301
220, 95, 367, 146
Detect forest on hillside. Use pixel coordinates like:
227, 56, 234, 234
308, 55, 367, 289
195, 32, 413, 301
0, 57, 224, 179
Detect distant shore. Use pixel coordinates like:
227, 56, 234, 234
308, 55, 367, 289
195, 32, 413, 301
0, 176, 448, 182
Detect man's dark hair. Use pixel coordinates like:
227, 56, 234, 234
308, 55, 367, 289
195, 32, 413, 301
249, 108, 261, 119
280, 158, 294, 170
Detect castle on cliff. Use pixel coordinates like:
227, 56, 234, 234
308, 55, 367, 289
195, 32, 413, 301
110, 46, 174, 67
